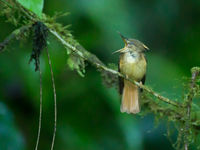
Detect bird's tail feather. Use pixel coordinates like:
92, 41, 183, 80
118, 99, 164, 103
120, 80, 140, 114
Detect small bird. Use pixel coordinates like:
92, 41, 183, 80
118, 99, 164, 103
114, 33, 149, 114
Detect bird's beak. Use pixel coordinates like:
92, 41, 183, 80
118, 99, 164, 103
112, 48, 124, 54
112, 48, 130, 54
113, 32, 129, 54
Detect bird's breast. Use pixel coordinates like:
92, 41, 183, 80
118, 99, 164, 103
125, 53, 138, 63
120, 52, 146, 81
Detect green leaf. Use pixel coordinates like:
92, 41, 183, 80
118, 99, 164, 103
16, 0, 44, 18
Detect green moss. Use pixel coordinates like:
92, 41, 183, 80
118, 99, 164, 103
1, 0, 200, 149
191, 67, 200, 74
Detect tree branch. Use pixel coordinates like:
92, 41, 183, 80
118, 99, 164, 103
184, 67, 200, 150
49, 29, 181, 108
0, 0, 13, 8
0, 0, 182, 108
0, 25, 30, 53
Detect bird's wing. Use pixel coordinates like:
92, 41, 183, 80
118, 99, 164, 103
118, 58, 124, 95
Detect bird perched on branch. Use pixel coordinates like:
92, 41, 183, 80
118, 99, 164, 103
113, 33, 149, 114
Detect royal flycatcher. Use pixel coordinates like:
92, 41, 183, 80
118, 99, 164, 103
114, 33, 149, 114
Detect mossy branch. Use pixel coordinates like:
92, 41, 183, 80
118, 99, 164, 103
0, 0, 199, 121
1, 0, 200, 149
0, 24, 181, 107
49, 29, 181, 107
184, 68, 200, 150
0, 25, 31, 53
0, 0, 181, 107
186, 67, 200, 113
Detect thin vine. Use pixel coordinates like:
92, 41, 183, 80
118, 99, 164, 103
46, 47, 57, 150
35, 64, 43, 150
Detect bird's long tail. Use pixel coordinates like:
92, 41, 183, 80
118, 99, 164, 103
120, 80, 140, 114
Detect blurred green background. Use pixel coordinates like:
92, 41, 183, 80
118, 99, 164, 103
0, 0, 200, 149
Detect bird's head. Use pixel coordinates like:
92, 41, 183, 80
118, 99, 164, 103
113, 32, 149, 54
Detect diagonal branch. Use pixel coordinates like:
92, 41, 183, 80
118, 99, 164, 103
0, 0, 13, 8
0, 25, 30, 53
1, 0, 181, 108
49, 29, 181, 108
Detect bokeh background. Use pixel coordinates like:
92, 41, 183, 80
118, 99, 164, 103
0, 0, 200, 150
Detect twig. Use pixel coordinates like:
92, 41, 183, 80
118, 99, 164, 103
49, 29, 181, 108
184, 67, 200, 150
0, 25, 30, 53
186, 67, 200, 116
35, 64, 43, 150
0, 0, 13, 8
46, 48, 57, 150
